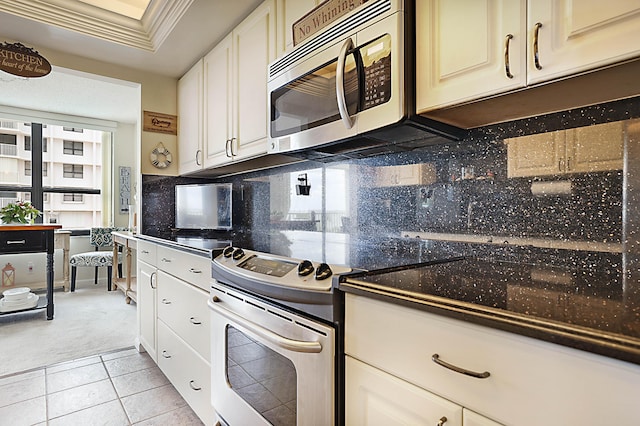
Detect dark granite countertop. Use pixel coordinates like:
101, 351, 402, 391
339, 257, 640, 366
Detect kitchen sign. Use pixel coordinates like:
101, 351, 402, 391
0, 42, 51, 78
293, 0, 369, 46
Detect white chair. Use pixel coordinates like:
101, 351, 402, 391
69, 227, 127, 291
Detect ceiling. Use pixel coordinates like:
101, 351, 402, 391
0, 0, 263, 123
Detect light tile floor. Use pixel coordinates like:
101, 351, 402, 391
0, 347, 205, 426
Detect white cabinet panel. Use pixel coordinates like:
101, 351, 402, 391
137, 260, 157, 362
276, 0, 322, 54
177, 59, 203, 175
156, 245, 210, 291
346, 356, 463, 426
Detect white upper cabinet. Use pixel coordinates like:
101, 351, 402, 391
276, 0, 322, 55
232, 0, 276, 162
417, 0, 526, 111
417, 0, 640, 113
527, 0, 640, 85
177, 59, 203, 175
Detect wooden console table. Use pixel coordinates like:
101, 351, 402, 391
112, 231, 137, 304
0, 224, 62, 320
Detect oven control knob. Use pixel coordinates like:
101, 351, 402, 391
298, 260, 314, 276
315, 263, 333, 280
222, 246, 235, 258
232, 248, 245, 260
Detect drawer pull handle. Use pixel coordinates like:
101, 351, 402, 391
7, 240, 26, 245
189, 268, 202, 274
190, 317, 202, 325
437, 416, 447, 426
150, 272, 157, 289
189, 380, 202, 391
432, 354, 490, 379
141, 250, 149, 254
161, 257, 172, 263
162, 350, 171, 359
161, 298, 171, 305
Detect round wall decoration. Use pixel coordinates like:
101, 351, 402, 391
150, 142, 172, 168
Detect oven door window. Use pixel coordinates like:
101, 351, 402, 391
270, 50, 359, 138
226, 325, 298, 426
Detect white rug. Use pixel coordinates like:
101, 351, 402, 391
0, 283, 137, 377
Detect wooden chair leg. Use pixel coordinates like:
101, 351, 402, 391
71, 266, 77, 292
107, 265, 112, 291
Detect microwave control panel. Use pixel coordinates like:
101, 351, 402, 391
361, 34, 392, 110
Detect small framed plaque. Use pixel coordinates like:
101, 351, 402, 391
143, 111, 177, 135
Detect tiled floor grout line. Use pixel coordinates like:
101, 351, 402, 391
102, 355, 134, 426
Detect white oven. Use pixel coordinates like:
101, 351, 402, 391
209, 281, 335, 425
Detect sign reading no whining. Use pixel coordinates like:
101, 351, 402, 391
0, 42, 51, 78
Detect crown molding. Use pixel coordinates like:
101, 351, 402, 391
0, 0, 194, 51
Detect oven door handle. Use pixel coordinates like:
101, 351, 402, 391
209, 299, 323, 353
336, 37, 355, 129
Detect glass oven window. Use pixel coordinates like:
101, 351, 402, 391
271, 51, 358, 138
226, 325, 298, 426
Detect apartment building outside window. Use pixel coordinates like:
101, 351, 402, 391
63, 140, 83, 155
0, 118, 110, 228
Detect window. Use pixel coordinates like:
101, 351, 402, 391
63, 127, 84, 133
63, 193, 84, 202
43, 162, 48, 177
25, 137, 47, 152
63, 140, 83, 155
25, 161, 31, 176
63, 164, 83, 178
0, 134, 17, 145
24, 192, 48, 202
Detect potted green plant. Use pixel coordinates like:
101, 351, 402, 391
0, 201, 41, 224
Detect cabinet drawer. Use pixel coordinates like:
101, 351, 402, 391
157, 320, 214, 425
157, 271, 210, 360
346, 356, 462, 426
345, 294, 640, 426
157, 245, 209, 291
0, 230, 46, 254
137, 241, 157, 265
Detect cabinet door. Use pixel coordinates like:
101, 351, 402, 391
565, 121, 624, 173
463, 409, 503, 426
346, 356, 463, 426
276, 0, 322, 54
137, 260, 157, 362
177, 59, 203, 175
375, 164, 437, 187
506, 130, 565, 177
232, 0, 276, 160
203, 33, 234, 169
527, 0, 640, 85
416, 0, 526, 113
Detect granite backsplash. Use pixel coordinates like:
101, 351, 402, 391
141, 96, 640, 273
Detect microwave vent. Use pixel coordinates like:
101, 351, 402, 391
269, 0, 392, 79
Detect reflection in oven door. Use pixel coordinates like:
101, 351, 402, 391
209, 281, 335, 426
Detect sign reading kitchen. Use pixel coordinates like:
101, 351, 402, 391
0, 42, 51, 78
293, 0, 369, 46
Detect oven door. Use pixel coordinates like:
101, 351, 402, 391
209, 281, 335, 426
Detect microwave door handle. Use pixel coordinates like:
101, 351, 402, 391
336, 37, 355, 129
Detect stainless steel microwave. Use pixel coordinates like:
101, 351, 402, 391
267, 0, 464, 158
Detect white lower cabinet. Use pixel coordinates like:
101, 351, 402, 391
345, 293, 640, 426
137, 240, 214, 425
157, 320, 214, 425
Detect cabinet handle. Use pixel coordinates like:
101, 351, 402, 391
190, 317, 202, 325
432, 354, 490, 379
566, 157, 571, 171
504, 34, 514, 79
229, 137, 237, 156
161, 298, 171, 305
437, 417, 448, 426
225, 139, 232, 157
533, 22, 543, 70
141, 250, 149, 254
189, 380, 202, 391
7, 240, 26, 245
189, 268, 202, 274
161, 257, 172, 263
150, 271, 157, 289
195, 149, 202, 166
162, 350, 171, 359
